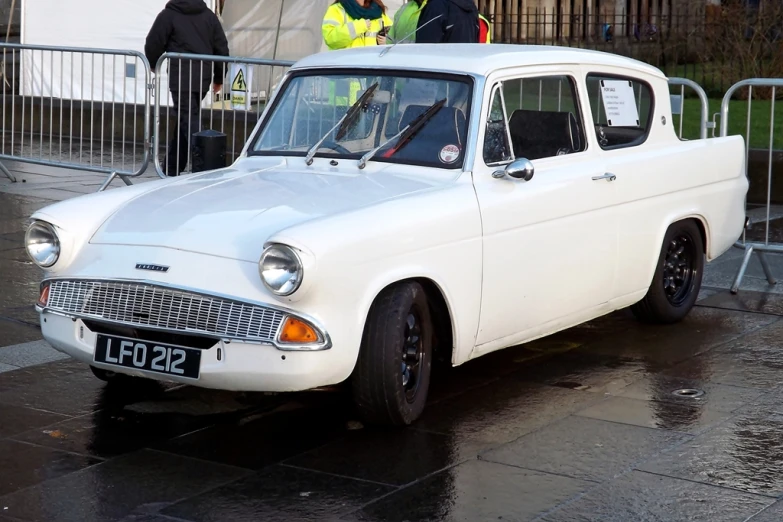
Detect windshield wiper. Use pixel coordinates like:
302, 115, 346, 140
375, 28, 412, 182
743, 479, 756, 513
304, 82, 379, 166
358, 98, 446, 169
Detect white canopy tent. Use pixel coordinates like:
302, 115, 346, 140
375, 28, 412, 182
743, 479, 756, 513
219, 0, 405, 103
220, 0, 405, 59
20, 0, 217, 104
19, 0, 406, 105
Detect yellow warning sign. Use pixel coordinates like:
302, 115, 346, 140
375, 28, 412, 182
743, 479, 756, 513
229, 64, 252, 110
232, 68, 246, 92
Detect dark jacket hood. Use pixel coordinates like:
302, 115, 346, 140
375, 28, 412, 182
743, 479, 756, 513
166, 0, 208, 15
447, 0, 478, 12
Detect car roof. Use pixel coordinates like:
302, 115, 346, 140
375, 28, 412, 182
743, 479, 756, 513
290, 44, 666, 79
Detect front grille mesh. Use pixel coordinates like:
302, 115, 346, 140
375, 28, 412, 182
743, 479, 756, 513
45, 280, 285, 342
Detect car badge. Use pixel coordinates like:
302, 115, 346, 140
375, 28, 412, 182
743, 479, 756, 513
135, 263, 169, 273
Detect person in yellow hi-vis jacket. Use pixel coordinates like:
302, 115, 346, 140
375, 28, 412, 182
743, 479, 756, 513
323, 0, 393, 50
323, 0, 392, 106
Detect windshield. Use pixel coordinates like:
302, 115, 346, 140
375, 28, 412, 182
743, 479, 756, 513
251, 71, 473, 169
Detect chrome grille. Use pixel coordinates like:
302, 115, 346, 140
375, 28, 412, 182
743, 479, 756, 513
45, 280, 285, 342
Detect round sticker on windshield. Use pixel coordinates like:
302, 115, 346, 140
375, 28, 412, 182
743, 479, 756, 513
439, 144, 460, 164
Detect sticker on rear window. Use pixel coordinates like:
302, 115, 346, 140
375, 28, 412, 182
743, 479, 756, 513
439, 144, 460, 164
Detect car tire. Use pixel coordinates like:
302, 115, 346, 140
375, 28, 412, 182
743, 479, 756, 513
631, 220, 704, 324
352, 281, 433, 427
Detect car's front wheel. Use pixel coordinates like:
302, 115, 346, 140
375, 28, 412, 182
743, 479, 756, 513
352, 281, 433, 426
632, 220, 704, 324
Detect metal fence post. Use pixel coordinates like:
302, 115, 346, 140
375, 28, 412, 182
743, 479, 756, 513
720, 78, 783, 293
0, 42, 153, 191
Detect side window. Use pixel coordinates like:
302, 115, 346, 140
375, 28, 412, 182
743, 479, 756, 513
483, 86, 512, 165
482, 75, 586, 165
586, 74, 654, 149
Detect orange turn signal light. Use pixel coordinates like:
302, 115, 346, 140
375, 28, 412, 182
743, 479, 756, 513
37, 283, 50, 307
279, 317, 319, 344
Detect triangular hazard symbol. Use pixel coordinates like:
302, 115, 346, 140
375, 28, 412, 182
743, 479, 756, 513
232, 69, 247, 91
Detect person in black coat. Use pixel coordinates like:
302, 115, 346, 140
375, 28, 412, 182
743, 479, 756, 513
145, 0, 229, 176
416, 0, 479, 43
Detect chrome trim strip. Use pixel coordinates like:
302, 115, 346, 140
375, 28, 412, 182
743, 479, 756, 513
38, 277, 332, 351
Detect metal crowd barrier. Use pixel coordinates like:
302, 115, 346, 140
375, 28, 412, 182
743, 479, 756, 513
0, 42, 152, 191
667, 77, 711, 140
719, 79, 783, 293
153, 52, 293, 178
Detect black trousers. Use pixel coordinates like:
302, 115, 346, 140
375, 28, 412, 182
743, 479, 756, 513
166, 89, 208, 176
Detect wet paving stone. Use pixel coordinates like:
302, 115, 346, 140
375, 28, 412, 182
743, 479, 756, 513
11, 403, 217, 460
286, 428, 483, 487
0, 449, 250, 522
0, 217, 28, 235
481, 416, 691, 483
575, 306, 779, 368
0, 402, 69, 439
349, 460, 593, 522
616, 374, 763, 414
664, 321, 783, 389
0, 359, 117, 416
0, 319, 41, 348
0, 306, 40, 327
699, 290, 783, 317
512, 350, 651, 395
541, 470, 773, 522
0, 340, 66, 368
746, 501, 783, 521
156, 400, 351, 470
574, 396, 732, 435
163, 464, 394, 522
0, 439, 101, 497
637, 411, 783, 497
415, 378, 601, 446
0, 258, 42, 310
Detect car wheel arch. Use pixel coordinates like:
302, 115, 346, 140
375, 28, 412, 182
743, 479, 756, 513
359, 276, 456, 368
641, 214, 709, 288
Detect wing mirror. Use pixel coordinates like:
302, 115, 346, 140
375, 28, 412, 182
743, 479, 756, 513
492, 158, 534, 181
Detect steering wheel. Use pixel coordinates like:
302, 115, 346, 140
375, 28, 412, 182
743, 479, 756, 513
314, 141, 351, 154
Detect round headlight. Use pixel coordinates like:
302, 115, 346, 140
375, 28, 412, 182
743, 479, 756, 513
259, 244, 303, 296
25, 221, 60, 268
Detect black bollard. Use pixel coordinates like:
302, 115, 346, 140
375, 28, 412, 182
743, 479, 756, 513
191, 129, 227, 173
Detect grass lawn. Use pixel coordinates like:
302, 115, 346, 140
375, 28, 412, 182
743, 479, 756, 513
672, 97, 783, 149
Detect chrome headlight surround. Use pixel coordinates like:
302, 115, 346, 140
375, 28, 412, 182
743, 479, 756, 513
259, 244, 303, 296
25, 220, 60, 268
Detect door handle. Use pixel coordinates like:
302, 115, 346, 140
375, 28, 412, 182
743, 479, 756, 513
592, 173, 616, 182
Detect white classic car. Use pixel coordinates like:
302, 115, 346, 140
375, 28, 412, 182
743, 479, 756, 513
26, 44, 747, 426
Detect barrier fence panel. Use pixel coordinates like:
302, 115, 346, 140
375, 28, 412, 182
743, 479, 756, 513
667, 77, 711, 141
719, 79, 783, 294
0, 42, 152, 191
153, 53, 294, 178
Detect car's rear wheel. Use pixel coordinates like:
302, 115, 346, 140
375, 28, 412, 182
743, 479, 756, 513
632, 220, 704, 324
352, 281, 433, 426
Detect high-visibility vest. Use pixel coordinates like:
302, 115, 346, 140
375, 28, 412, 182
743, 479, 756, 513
388, 0, 427, 43
479, 14, 491, 43
322, 3, 393, 50
328, 79, 363, 106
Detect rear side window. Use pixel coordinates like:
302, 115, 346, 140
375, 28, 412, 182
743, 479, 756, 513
586, 74, 654, 149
